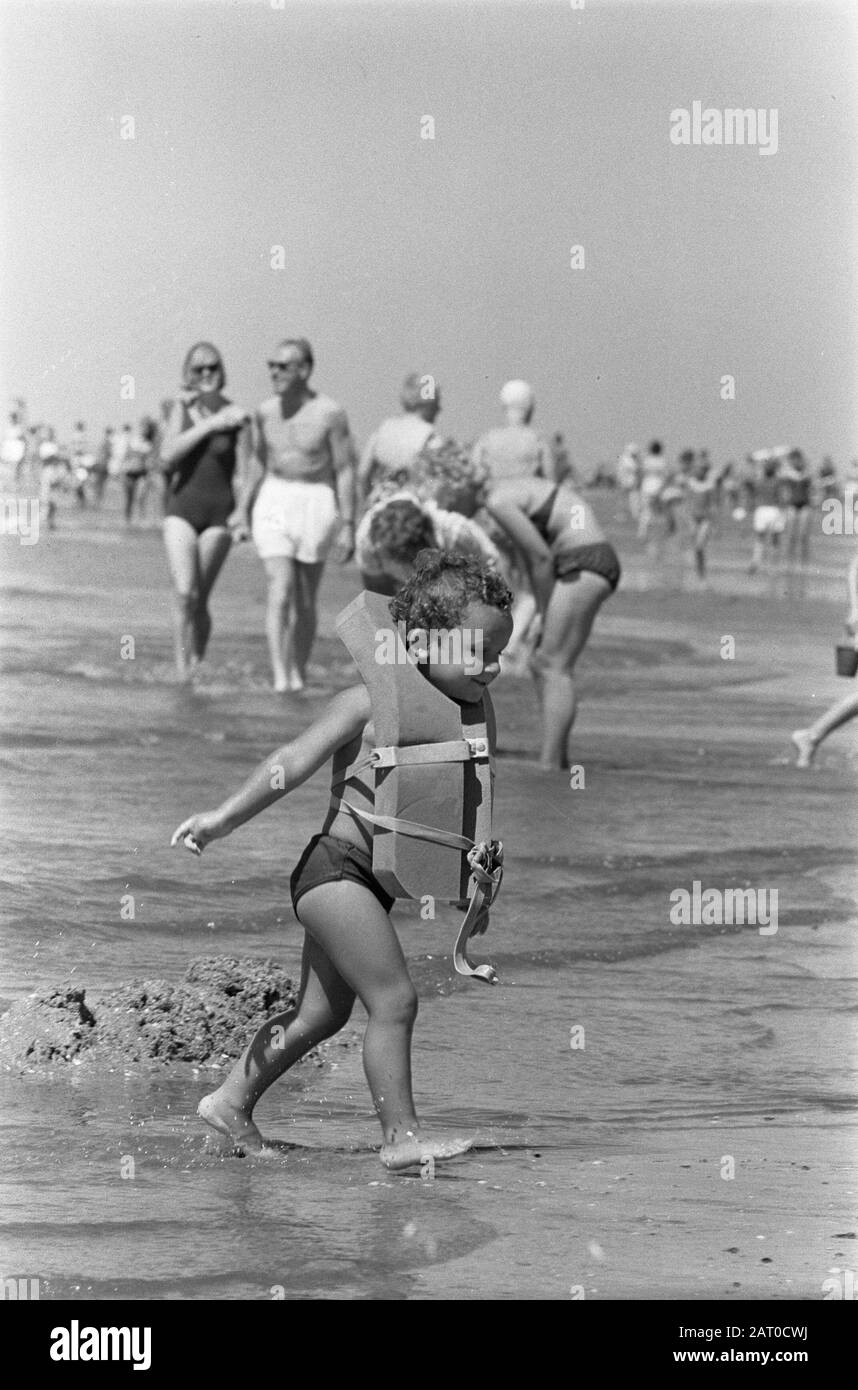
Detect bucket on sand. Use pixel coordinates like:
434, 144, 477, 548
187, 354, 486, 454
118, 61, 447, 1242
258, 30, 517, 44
835, 641, 858, 677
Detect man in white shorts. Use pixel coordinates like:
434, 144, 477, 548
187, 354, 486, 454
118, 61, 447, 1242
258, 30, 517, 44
240, 338, 356, 691
748, 451, 787, 573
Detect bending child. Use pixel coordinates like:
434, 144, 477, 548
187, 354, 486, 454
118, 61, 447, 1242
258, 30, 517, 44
172, 551, 513, 1170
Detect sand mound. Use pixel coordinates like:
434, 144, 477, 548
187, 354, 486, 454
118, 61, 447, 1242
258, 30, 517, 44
0, 956, 300, 1068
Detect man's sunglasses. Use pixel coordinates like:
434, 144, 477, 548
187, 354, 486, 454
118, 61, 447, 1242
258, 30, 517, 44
268, 360, 303, 372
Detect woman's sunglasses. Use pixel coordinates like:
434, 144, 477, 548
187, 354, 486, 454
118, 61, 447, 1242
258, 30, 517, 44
189, 363, 222, 376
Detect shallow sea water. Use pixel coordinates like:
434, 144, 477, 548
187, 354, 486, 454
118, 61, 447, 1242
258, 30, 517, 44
1, 500, 856, 1299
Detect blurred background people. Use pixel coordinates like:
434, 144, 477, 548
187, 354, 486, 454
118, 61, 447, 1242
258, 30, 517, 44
358, 371, 441, 504
473, 379, 549, 482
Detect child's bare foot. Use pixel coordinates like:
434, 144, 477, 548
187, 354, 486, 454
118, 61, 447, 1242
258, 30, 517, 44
380, 1129, 473, 1172
791, 728, 817, 768
198, 1091, 266, 1154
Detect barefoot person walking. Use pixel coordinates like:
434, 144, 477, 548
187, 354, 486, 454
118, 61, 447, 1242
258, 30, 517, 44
782, 448, 813, 565
160, 342, 251, 682
793, 552, 858, 766
171, 551, 513, 1170
237, 338, 356, 692
684, 453, 718, 582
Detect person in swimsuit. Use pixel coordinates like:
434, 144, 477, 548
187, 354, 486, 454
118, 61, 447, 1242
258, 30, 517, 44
160, 342, 251, 682
486, 475, 621, 769
91, 427, 112, 508
357, 371, 441, 504
684, 455, 718, 581
818, 456, 838, 503
117, 424, 147, 525
638, 440, 667, 541
124, 417, 158, 524
472, 379, 550, 482
792, 552, 858, 767
171, 549, 513, 1171
781, 448, 812, 564
719, 459, 741, 518
69, 421, 94, 508
1, 410, 27, 491
37, 426, 68, 530
659, 455, 685, 539
616, 443, 642, 522
234, 338, 357, 693
748, 453, 786, 573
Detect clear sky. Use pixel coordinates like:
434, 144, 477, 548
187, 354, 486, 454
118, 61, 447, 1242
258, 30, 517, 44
1, 0, 855, 466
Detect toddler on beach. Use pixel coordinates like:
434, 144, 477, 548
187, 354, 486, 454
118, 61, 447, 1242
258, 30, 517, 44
171, 551, 513, 1170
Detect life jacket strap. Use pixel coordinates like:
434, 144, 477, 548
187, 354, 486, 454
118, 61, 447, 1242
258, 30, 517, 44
330, 737, 488, 789
454, 842, 503, 986
340, 800, 474, 852
341, 797, 503, 985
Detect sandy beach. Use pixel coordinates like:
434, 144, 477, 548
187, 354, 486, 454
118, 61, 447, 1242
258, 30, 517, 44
1, 495, 855, 1301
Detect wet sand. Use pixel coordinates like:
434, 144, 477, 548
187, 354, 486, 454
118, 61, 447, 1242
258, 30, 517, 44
1, 495, 856, 1299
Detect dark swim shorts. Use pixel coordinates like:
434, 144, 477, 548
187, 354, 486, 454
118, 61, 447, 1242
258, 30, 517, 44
290, 833, 395, 916
553, 540, 621, 591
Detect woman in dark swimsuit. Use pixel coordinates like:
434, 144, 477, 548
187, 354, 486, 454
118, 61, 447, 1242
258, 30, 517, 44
161, 342, 251, 681
486, 475, 621, 769
782, 449, 812, 565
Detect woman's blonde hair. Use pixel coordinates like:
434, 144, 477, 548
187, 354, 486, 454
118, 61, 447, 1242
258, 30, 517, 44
181, 341, 226, 390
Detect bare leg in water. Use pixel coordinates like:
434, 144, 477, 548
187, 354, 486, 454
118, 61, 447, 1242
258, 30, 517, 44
692, 518, 710, 582
261, 556, 295, 692
792, 689, 858, 767
503, 591, 539, 674
291, 560, 325, 688
163, 517, 232, 680
164, 516, 201, 682
530, 571, 612, 770
198, 881, 473, 1169
192, 527, 232, 661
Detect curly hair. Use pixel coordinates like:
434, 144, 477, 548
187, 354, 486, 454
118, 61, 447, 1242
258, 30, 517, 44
388, 548, 513, 632
411, 437, 489, 516
368, 499, 435, 564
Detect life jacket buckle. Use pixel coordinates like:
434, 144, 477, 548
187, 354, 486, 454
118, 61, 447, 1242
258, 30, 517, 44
370, 738, 489, 769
